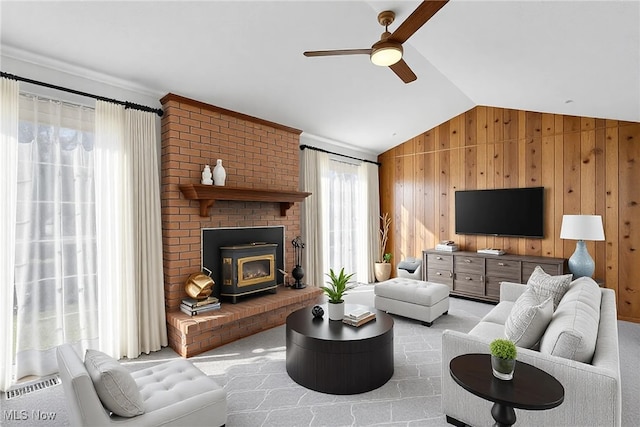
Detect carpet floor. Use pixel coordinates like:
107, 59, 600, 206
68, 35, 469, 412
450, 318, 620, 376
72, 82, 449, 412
1, 284, 638, 426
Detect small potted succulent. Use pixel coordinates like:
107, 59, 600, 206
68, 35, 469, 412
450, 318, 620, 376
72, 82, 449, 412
489, 338, 517, 380
322, 268, 356, 321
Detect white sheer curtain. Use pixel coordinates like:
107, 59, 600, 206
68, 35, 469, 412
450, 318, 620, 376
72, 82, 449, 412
0, 78, 19, 391
13, 93, 98, 381
301, 147, 380, 285
95, 101, 167, 358
301, 148, 329, 288
325, 159, 361, 276
0, 93, 166, 390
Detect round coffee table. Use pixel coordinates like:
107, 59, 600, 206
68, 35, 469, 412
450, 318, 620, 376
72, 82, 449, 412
286, 303, 394, 394
449, 353, 564, 427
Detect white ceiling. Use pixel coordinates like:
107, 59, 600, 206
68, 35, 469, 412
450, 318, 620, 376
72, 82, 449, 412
1, 1, 639, 155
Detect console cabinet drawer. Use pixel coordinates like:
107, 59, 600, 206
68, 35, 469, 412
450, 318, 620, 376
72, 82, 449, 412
522, 262, 565, 282
486, 259, 521, 281
427, 268, 453, 290
427, 253, 453, 270
454, 273, 484, 296
454, 256, 484, 274
485, 276, 509, 299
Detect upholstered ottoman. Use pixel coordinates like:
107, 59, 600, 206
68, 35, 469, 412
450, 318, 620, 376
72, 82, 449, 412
374, 278, 450, 326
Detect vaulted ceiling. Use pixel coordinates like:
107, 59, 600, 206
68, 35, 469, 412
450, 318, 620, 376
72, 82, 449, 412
1, 1, 638, 155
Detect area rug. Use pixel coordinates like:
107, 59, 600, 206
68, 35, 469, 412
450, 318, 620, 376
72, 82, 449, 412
3, 286, 637, 426
128, 287, 492, 426
0, 286, 490, 426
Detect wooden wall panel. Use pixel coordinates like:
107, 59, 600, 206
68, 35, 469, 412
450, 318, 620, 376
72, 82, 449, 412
618, 124, 640, 321
604, 124, 619, 301
476, 108, 488, 251
553, 116, 565, 256
541, 135, 555, 257
595, 127, 607, 281
378, 106, 640, 323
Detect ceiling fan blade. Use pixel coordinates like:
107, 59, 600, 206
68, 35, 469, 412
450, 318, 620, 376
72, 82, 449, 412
304, 49, 372, 57
389, 59, 417, 84
388, 0, 449, 44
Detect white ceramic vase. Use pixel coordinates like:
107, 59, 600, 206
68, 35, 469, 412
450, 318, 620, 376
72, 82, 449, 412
327, 301, 345, 321
201, 164, 213, 185
213, 159, 226, 186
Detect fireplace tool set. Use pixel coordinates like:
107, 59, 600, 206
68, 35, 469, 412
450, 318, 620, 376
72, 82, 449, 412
291, 236, 306, 289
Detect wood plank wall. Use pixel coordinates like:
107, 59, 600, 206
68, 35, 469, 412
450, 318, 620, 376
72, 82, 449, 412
378, 106, 640, 323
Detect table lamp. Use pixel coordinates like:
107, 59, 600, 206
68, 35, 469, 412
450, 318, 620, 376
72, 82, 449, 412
560, 215, 605, 278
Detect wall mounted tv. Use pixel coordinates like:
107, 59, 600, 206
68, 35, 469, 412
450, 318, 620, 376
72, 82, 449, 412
455, 187, 544, 238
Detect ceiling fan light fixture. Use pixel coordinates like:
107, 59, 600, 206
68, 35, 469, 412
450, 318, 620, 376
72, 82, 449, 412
370, 42, 402, 66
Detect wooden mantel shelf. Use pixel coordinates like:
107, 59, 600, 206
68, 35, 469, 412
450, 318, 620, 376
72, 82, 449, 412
179, 184, 311, 217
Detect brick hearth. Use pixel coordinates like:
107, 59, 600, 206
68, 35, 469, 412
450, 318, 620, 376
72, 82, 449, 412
166, 286, 322, 357
160, 93, 313, 356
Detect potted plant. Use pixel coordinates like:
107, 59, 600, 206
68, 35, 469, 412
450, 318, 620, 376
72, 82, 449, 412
374, 212, 393, 282
322, 268, 356, 321
489, 338, 517, 380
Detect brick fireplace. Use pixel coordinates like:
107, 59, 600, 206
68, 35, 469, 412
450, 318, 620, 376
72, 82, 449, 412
160, 93, 321, 357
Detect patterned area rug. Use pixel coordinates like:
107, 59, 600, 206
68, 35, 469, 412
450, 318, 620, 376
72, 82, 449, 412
175, 288, 492, 426
3, 287, 638, 426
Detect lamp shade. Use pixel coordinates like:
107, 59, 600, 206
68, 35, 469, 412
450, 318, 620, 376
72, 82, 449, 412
560, 215, 605, 241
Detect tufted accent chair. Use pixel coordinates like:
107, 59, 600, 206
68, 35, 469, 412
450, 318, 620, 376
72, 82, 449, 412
56, 344, 227, 426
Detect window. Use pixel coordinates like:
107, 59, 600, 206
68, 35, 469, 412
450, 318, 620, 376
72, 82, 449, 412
13, 94, 98, 379
325, 159, 361, 277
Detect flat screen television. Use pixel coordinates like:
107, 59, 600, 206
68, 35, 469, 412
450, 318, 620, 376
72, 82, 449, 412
455, 187, 544, 238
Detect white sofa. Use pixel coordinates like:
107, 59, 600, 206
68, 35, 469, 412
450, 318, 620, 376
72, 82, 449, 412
442, 278, 621, 427
56, 344, 227, 426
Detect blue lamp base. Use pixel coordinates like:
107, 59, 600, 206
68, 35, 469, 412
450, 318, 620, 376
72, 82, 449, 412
568, 240, 595, 278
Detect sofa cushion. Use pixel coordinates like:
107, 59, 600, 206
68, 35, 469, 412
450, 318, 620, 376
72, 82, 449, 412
539, 277, 601, 363
132, 359, 226, 413
480, 301, 514, 325
468, 321, 506, 340
527, 266, 573, 310
84, 349, 145, 417
505, 287, 553, 348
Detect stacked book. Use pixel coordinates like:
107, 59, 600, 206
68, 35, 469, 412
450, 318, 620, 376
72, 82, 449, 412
435, 241, 459, 252
180, 296, 221, 316
343, 308, 376, 327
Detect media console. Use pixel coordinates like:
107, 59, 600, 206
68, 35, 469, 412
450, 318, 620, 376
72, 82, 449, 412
422, 249, 567, 303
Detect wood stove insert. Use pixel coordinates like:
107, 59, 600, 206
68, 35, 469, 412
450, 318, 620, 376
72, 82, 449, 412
220, 243, 278, 303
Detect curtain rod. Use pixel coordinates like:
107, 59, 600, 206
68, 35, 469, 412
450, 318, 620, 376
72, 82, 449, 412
300, 144, 380, 166
1, 71, 163, 117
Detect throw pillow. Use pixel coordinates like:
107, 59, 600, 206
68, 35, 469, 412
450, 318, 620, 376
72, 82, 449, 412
526, 266, 573, 310
505, 287, 553, 348
84, 349, 145, 417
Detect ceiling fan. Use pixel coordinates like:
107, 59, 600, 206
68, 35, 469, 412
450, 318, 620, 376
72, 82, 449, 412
303, 1, 449, 84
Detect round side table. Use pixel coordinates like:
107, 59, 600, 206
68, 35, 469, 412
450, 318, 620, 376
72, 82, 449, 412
449, 353, 564, 427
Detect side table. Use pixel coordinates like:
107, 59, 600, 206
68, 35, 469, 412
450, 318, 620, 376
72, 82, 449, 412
449, 353, 564, 427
